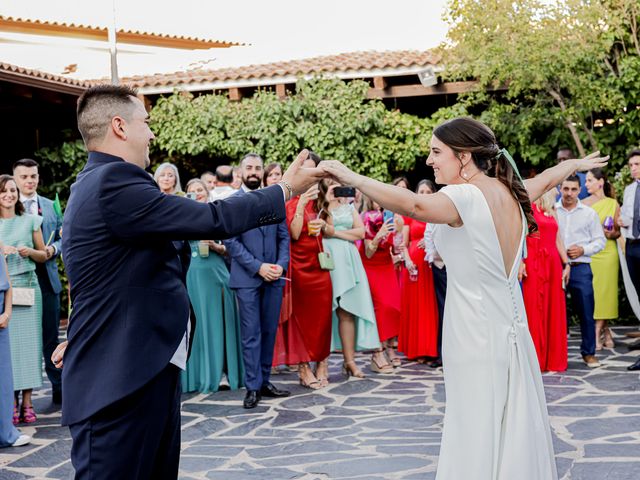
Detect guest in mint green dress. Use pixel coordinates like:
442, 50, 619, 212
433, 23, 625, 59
0, 175, 48, 424
319, 181, 387, 378
181, 179, 244, 393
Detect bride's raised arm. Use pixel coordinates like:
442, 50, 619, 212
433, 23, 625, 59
523, 151, 609, 202
320, 161, 460, 225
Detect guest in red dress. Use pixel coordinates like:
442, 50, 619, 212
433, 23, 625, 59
361, 201, 402, 367
520, 189, 570, 372
272, 153, 333, 388
398, 180, 440, 361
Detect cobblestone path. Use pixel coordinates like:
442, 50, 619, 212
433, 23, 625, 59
1, 327, 639, 479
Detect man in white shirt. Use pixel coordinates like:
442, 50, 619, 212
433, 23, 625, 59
557, 175, 606, 368
424, 223, 446, 368
209, 165, 236, 201
618, 150, 640, 371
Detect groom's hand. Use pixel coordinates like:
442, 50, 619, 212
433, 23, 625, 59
281, 149, 325, 198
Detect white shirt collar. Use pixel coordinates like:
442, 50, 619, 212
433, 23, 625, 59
19, 192, 37, 203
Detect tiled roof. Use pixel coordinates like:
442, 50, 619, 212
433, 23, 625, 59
0, 61, 92, 94
0, 15, 242, 49
123, 50, 440, 92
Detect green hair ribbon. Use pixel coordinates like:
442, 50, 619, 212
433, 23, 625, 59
498, 148, 524, 184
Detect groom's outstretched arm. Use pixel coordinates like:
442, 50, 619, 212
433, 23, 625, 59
98, 161, 284, 242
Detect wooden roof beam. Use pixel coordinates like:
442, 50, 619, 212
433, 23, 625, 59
367, 81, 504, 99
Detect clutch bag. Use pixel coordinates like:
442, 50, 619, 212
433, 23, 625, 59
12, 287, 35, 307
318, 251, 335, 271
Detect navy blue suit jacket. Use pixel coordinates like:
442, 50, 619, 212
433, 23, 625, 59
225, 190, 290, 289
61, 152, 285, 425
35, 195, 63, 294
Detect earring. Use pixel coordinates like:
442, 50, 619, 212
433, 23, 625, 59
462, 171, 468, 179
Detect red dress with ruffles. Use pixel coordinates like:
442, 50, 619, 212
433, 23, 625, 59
359, 210, 401, 342
272, 197, 333, 365
398, 218, 439, 359
522, 205, 567, 372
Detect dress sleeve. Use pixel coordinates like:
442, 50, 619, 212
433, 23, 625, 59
439, 184, 475, 222
31, 214, 44, 232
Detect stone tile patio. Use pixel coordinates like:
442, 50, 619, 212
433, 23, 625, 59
1, 326, 639, 479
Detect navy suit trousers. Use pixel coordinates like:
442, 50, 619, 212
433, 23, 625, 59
566, 263, 596, 357
41, 288, 62, 395
235, 284, 284, 391
626, 241, 640, 295
432, 266, 447, 359
69, 364, 181, 480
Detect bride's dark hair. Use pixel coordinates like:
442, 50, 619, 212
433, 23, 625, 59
432, 117, 537, 234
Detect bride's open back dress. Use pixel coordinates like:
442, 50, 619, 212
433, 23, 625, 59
433, 184, 558, 480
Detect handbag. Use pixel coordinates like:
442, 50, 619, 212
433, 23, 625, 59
318, 251, 335, 271
12, 287, 35, 307
312, 217, 334, 271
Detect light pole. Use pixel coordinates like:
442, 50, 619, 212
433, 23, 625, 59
108, 0, 119, 85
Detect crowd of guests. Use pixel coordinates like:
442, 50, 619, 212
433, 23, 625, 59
0, 146, 639, 441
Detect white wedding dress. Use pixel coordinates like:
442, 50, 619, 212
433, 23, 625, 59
433, 184, 558, 480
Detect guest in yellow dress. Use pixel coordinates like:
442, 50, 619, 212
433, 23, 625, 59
583, 168, 621, 350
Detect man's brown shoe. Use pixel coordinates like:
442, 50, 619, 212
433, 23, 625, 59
582, 355, 601, 368
625, 331, 640, 338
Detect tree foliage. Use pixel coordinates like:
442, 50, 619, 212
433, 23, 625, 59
150, 78, 431, 181
440, 0, 640, 169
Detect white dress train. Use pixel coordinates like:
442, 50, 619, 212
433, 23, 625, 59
433, 184, 557, 480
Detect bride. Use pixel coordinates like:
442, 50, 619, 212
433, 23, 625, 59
321, 117, 607, 480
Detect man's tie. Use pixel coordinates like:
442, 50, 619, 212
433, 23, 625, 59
24, 199, 35, 216
633, 182, 640, 238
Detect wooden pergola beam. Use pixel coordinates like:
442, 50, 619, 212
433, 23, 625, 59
367, 81, 503, 99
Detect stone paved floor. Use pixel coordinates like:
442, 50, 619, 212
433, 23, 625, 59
1, 326, 640, 480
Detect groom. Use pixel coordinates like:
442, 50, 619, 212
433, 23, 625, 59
59, 84, 322, 479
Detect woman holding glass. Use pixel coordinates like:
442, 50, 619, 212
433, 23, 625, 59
583, 168, 620, 349
181, 179, 244, 393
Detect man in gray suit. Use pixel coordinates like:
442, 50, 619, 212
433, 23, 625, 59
13, 158, 64, 405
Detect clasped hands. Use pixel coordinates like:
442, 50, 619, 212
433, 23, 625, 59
280, 150, 358, 199
259, 263, 284, 282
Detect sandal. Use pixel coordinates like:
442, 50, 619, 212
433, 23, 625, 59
298, 363, 322, 390
385, 348, 401, 368
342, 360, 365, 378
20, 405, 37, 424
370, 352, 394, 374
315, 360, 330, 388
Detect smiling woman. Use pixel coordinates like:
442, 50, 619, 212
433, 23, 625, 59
0, 174, 47, 429
320, 117, 608, 480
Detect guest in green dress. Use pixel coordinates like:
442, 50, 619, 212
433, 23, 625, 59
181, 179, 244, 393
0, 175, 47, 424
583, 169, 621, 350
319, 180, 389, 378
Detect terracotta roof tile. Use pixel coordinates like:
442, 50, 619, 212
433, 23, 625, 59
123, 50, 440, 91
0, 61, 92, 89
0, 15, 242, 48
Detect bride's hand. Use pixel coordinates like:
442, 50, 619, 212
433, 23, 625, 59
573, 151, 609, 172
320, 160, 361, 187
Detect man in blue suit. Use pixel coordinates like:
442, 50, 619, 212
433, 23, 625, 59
54, 85, 321, 479
13, 158, 64, 405
225, 154, 290, 409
